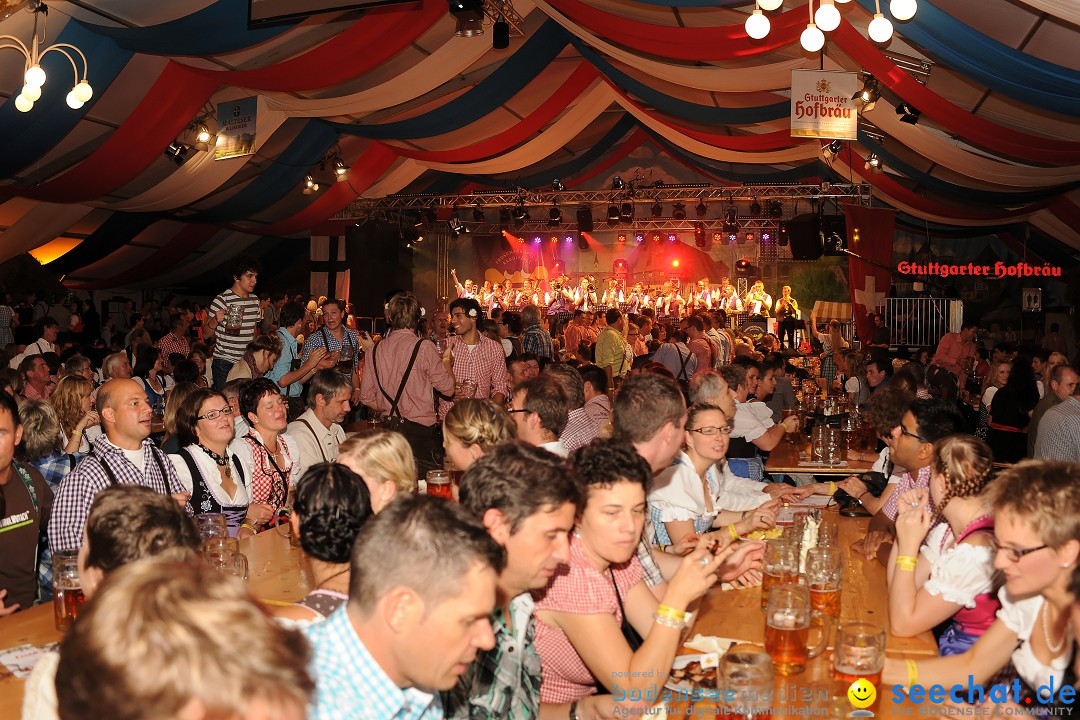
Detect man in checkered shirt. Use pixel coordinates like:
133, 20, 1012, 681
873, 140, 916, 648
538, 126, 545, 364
444, 442, 621, 720
440, 298, 509, 420
305, 496, 504, 720
48, 378, 186, 553
1034, 375, 1080, 462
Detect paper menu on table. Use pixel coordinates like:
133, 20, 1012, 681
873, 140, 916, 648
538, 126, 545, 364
793, 494, 832, 507
0, 642, 57, 679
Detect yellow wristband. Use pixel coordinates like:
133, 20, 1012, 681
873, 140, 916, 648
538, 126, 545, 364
72, 430, 83, 437
240, 524, 257, 535
657, 544, 668, 553
728, 523, 739, 541
828, 481, 836, 496
906, 659, 919, 690
896, 555, 918, 572
656, 604, 687, 623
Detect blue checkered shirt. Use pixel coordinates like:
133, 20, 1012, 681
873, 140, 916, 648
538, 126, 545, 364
31, 451, 80, 601
520, 325, 553, 360
306, 605, 443, 720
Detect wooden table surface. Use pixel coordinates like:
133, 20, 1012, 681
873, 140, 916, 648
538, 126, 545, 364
764, 436, 877, 476
0, 531, 308, 718
666, 507, 936, 716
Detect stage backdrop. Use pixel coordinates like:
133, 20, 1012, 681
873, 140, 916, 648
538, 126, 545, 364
844, 203, 895, 343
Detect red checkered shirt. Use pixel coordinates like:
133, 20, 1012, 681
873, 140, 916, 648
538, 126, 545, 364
158, 332, 191, 360
438, 334, 510, 420
531, 533, 645, 703
560, 408, 600, 452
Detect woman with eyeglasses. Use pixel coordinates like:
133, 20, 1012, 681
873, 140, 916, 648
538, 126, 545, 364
649, 403, 778, 551
886, 435, 999, 656
169, 388, 262, 537
882, 460, 1080, 705
229, 378, 297, 534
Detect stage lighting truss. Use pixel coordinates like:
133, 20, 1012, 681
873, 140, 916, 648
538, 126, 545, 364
337, 183, 872, 234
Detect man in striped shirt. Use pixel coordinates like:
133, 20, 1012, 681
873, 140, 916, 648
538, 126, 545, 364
205, 258, 261, 389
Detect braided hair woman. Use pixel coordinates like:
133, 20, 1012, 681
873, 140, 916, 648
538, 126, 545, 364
269, 462, 373, 624
886, 434, 1000, 655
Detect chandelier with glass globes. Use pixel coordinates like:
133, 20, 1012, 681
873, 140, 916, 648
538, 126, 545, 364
1, 1, 93, 113
744, 0, 918, 50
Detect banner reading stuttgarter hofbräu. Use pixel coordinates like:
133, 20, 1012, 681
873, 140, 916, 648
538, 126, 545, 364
790, 70, 858, 140
215, 97, 258, 160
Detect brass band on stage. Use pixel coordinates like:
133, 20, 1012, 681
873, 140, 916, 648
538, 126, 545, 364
449, 270, 800, 329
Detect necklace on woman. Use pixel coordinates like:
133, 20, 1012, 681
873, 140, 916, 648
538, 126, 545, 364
316, 566, 349, 590
1041, 602, 1067, 654
199, 444, 232, 479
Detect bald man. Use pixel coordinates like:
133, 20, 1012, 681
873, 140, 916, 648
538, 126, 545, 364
49, 379, 187, 552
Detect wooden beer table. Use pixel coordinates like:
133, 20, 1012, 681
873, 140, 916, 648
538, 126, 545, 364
665, 508, 936, 716
764, 438, 877, 476
0, 531, 308, 717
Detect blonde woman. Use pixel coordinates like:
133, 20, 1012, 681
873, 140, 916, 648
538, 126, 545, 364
976, 360, 1010, 440
337, 430, 416, 512
882, 461, 1080, 704
887, 435, 999, 655
441, 398, 515, 472
49, 375, 100, 454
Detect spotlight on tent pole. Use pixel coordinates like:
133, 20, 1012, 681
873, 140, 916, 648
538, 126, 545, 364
852, 74, 880, 111
895, 101, 920, 124
449, 0, 485, 36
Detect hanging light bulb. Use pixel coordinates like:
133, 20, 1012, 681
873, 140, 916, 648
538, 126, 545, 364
14, 94, 33, 113
801, 23, 825, 51
867, 0, 894, 44
833, 0, 851, 3
889, 0, 917, 20
24, 64, 45, 88
814, 0, 841, 32
195, 124, 212, 144
758, 0, 783, 9
65, 90, 84, 109
20, 83, 41, 102
745, 7, 771, 39
72, 81, 93, 104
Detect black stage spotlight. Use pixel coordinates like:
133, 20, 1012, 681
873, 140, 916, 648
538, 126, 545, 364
852, 75, 880, 111
472, 206, 485, 223
725, 205, 738, 225
693, 223, 708, 248
651, 201, 663, 218
611, 175, 625, 190
672, 202, 686, 220
777, 221, 790, 246
749, 197, 762, 217
768, 199, 784, 218
607, 204, 620, 226
695, 200, 708, 219
164, 141, 190, 166
576, 232, 589, 251
449, 0, 484, 36
552, 178, 566, 192
896, 101, 920, 125
620, 202, 634, 223
548, 205, 562, 227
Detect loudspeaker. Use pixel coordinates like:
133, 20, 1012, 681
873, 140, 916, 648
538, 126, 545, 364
493, 19, 510, 49
787, 213, 823, 260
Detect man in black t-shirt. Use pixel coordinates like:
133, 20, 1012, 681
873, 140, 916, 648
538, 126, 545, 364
0, 392, 53, 614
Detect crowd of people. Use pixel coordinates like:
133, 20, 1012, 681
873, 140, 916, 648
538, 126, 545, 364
0, 259, 1078, 719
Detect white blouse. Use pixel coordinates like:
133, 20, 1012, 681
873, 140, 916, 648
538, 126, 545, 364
997, 590, 1073, 695
918, 523, 997, 608
650, 452, 769, 525
169, 444, 252, 506
229, 430, 299, 486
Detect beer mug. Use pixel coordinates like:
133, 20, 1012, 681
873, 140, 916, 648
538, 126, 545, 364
336, 343, 355, 374
816, 520, 839, 548
53, 550, 85, 630
833, 623, 886, 691
720, 647, 773, 719
765, 584, 830, 675
426, 470, 453, 500
806, 546, 843, 618
195, 513, 228, 540
223, 304, 244, 333
203, 537, 249, 580
761, 538, 800, 609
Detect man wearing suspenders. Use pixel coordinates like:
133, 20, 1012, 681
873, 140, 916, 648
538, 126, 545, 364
287, 370, 351, 484
49, 379, 186, 553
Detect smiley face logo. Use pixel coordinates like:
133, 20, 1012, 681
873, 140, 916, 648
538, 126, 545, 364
847, 678, 877, 710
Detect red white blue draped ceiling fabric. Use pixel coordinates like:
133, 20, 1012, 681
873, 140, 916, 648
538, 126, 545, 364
0, 0, 1079, 287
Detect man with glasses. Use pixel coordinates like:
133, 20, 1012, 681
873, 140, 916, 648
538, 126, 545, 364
852, 399, 961, 559
508, 377, 569, 458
